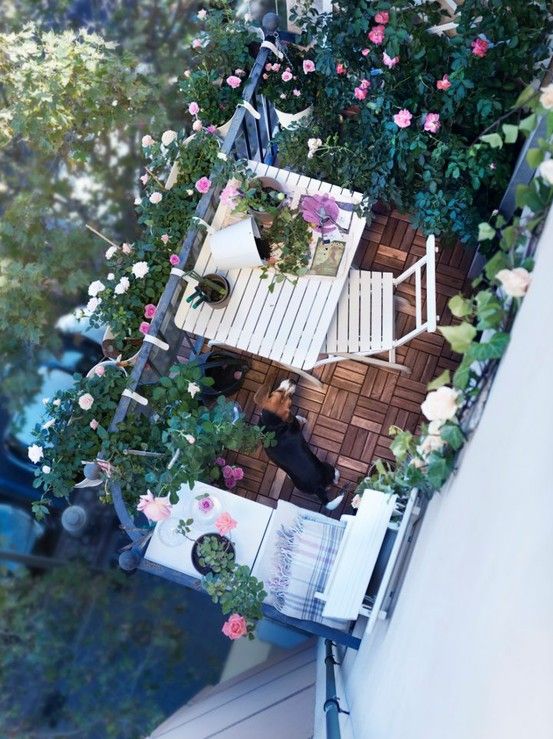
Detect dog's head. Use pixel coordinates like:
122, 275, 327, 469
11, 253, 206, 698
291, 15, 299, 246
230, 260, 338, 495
254, 379, 296, 422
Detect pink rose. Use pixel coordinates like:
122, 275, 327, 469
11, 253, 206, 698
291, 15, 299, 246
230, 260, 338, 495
265, 63, 272, 71
140, 173, 149, 185
354, 87, 367, 101
222, 613, 248, 640
160, 233, 170, 244
271, 63, 281, 72
360, 78, 370, 90
383, 52, 399, 69
471, 38, 489, 58
226, 75, 241, 89
235, 68, 246, 77
192, 119, 203, 132
197, 496, 215, 513
292, 89, 301, 96
262, 73, 269, 80
375, 11, 389, 24
144, 303, 157, 319
361, 48, 370, 57
169, 254, 180, 266
368, 25, 386, 45
393, 108, 412, 128
121, 243, 133, 254
188, 101, 200, 115
423, 112, 441, 133
206, 124, 217, 134
220, 184, 240, 206
281, 70, 293, 82
192, 38, 202, 49
139, 321, 150, 334
303, 59, 315, 74
222, 465, 234, 479
215, 457, 226, 466
89, 419, 99, 430
336, 63, 346, 75
195, 176, 211, 194
233, 467, 244, 481
78, 393, 94, 411
137, 491, 172, 522
436, 74, 451, 91
94, 365, 105, 377
215, 511, 237, 536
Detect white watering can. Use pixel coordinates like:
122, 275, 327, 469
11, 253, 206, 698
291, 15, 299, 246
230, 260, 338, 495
199, 215, 265, 270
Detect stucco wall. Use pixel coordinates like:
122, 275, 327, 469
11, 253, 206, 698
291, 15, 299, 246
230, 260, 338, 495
338, 210, 553, 739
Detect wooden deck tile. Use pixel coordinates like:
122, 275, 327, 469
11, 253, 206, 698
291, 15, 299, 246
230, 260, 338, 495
180, 212, 473, 514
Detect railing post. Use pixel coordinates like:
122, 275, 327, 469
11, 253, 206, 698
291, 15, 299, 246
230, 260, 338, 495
324, 639, 343, 738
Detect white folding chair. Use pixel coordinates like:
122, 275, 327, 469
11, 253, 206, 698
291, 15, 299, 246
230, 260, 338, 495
316, 235, 438, 374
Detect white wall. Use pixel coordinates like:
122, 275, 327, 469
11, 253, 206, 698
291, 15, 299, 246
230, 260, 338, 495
339, 210, 553, 739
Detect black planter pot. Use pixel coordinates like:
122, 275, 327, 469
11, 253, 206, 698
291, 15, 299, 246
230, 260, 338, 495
197, 351, 249, 399
191, 534, 235, 576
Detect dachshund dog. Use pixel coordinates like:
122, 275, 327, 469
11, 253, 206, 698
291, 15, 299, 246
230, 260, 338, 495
255, 379, 344, 511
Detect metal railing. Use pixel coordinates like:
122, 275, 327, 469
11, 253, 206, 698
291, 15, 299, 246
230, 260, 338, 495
324, 640, 347, 739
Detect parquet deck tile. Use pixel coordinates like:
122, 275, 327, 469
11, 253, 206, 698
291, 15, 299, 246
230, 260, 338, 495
181, 210, 473, 517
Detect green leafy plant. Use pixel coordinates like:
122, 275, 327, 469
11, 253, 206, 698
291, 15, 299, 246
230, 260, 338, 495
262, 207, 312, 290
179, 69, 244, 128
260, 43, 320, 114
200, 535, 267, 639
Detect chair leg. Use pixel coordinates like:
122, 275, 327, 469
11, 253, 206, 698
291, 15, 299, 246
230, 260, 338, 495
314, 353, 410, 375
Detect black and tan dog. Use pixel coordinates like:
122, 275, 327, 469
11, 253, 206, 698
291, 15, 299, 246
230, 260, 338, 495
255, 379, 344, 511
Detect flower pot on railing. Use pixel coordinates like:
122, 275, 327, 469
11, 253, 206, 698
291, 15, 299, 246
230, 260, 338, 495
216, 116, 235, 138
273, 104, 313, 130
102, 326, 141, 363
86, 359, 129, 379
209, 216, 267, 269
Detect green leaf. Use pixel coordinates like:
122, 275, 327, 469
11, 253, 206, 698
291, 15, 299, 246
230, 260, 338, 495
526, 147, 544, 169
514, 84, 536, 108
427, 369, 451, 391
439, 322, 477, 354
440, 423, 465, 451
448, 294, 473, 318
501, 124, 519, 144
478, 222, 496, 241
453, 357, 473, 390
480, 133, 503, 149
467, 332, 510, 361
425, 453, 451, 489
475, 291, 504, 330
484, 251, 509, 281
518, 113, 537, 135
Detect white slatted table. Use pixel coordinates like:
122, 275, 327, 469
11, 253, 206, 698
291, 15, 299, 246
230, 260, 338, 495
174, 162, 366, 383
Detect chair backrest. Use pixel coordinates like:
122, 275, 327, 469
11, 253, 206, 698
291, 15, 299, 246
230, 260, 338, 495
392, 234, 437, 347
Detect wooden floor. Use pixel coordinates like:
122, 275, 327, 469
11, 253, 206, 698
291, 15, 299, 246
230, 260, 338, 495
184, 209, 473, 518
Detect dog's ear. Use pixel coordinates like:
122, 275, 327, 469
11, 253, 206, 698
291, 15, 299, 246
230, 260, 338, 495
254, 382, 271, 407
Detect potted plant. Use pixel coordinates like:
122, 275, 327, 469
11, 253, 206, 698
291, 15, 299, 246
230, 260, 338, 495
260, 44, 319, 129
191, 527, 236, 576
261, 207, 312, 291
232, 175, 288, 227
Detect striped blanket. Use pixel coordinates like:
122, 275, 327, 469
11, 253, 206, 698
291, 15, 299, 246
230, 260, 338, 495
267, 510, 347, 627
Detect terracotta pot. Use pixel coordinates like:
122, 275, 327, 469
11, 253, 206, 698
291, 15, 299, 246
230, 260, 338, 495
274, 104, 313, 130
191, 534, 235, 576
248, 176, 288, 228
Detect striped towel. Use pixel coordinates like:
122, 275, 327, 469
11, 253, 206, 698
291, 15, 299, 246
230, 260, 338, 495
267, 511, 347, 626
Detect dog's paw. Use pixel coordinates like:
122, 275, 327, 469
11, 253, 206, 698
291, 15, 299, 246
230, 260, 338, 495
296, 415, 308, 426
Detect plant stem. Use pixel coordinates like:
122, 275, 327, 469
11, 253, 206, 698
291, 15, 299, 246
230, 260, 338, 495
85, 224, 119, 248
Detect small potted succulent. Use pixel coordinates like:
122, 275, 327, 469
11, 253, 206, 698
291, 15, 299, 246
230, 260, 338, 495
232, 175, 288, 227
260, 45, 319, 129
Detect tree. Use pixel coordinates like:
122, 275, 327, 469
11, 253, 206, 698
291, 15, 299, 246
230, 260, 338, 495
0, 2, 202, 411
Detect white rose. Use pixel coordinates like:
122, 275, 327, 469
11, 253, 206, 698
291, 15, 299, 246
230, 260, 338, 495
184, 434, 196, 444
192, 119, 203, 132
28, 444, 44, 464
42, 465, 51, 474
161, 129, 178, 147
495, 267, 531, 298
114, 276, 130, 295
149, 192, 163, 204
351, 494, 362, 509
539, 83, 553, 110
134, 196, 142, 205
538, 159, 553, 185
421, 386, 459, 422
87, 297, 101, 312
132, 261, 149, 279
42, 419, 55, 430
107, 273, 115, 281
141, 134, 155, 147
42, 397, 50, 405
105, 246, 118, 260
417, 434, 444, 458
78, 393, 94, 410
197, 8, 207, 19
187, 381, 201, 398
217, 151, 228, 161
53, 399, 61, 407
88, 280, 105, 297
